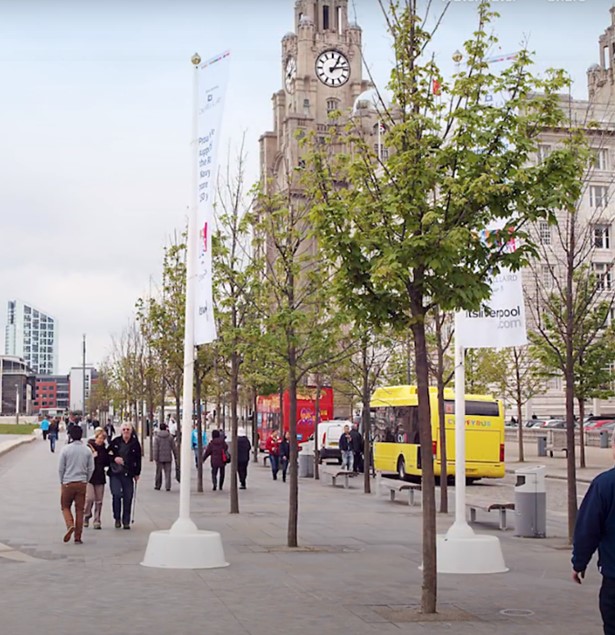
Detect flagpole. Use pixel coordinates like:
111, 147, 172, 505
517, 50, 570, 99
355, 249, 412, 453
141, 52, 227, 568
171, 52, 202, 534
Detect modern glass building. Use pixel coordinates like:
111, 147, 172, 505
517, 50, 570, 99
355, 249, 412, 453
5, 300, 58, 375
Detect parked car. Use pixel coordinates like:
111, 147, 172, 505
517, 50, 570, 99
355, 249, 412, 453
585, 418, 615, 431
541, 419, 566, 429
304, 420, 350, 464
524, 419, 548, 428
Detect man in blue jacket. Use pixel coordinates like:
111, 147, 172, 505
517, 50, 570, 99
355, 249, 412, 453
572, 431, 615, 634
191, 422, 207, 467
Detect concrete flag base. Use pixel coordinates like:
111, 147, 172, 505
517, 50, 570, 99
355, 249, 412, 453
435, 533, 508, 574
141, 529, 228, 569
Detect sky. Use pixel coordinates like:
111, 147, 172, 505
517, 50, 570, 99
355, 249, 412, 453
0, 0, 613, 373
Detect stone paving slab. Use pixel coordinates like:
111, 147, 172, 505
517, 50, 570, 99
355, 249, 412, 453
0, 437, 606, 634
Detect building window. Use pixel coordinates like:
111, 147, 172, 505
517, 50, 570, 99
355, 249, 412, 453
538, 220, 551, 245
303, 98, 310, 115
323, 5, 330, 30
541, 265, 552, 289
327, 98, 339, 114
594, 224, 611, 249
337, 6, 343, 34
593, 262, 612, 290
590, 185, 609, 208
592, 148, 609, 171
537, 144, 552, 163
549, 375, 562, 391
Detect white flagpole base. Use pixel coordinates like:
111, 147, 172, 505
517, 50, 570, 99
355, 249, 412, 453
141, 529, 228, 569
436, 532, 508, 574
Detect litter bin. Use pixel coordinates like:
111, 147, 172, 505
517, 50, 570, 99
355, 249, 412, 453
600, 429, 611, 449
514, 465, 546, 538
537, 435, 548, 457
298, 452, 314, 478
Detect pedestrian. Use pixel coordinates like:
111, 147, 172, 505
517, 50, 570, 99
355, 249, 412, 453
40, 415, 50, 441
350, 423, 364, 474
236, 427, 251, 489
153, 422, 177, 491
84, 428, 110, 530
48, 417, 59, 453
107, 423, 141, 529
573, 428, 615, 633
104, 419, 115, 439
58, 425, 94, 544
339, 424, 353, 471
265, 430, 282, 480
203, 429, 229, 491
168, 416, 178, 439
191, 422, 207, 468
279, 431, 291, 483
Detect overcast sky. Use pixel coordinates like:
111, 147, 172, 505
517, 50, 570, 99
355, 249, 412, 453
0, 0, 612, 373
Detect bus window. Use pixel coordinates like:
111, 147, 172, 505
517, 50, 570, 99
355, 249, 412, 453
444, 400, 499, 417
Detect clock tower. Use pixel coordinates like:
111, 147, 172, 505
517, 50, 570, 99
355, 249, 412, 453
260, 0, 374, 189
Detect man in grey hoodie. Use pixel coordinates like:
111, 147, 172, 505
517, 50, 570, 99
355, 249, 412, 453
58, 425, 94, 544
153, 422, 177, 491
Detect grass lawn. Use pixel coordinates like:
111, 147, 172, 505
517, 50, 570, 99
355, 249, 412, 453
0, 424, 38, 435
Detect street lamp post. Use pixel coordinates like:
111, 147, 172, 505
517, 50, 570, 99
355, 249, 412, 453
15, 383, 19, 425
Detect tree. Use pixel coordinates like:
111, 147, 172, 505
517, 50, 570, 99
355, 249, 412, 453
253, 163, 350, 548
307, 0, 586, 613
481, 346, 546, 462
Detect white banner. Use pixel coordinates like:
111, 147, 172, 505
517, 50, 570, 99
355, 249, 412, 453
194, 50, 230, 345
455, 229, 528, 349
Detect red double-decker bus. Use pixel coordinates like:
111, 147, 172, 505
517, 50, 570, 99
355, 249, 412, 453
256, 387, 334, 450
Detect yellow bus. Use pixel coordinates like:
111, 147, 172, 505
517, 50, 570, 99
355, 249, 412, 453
371, 385, 505, 483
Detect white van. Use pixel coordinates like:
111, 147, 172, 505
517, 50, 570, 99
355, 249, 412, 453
306, 420, 351, 464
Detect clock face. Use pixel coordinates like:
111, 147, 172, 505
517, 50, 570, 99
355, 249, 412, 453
315, 50, 350, 87
285, 56, 297, 94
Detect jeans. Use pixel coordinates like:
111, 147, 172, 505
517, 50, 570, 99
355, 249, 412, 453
341, 450, 353, 470
280, 457, 289, 482
600, 576, 615, 634
60, 482, 87, 540
155, 462, 172, 490
109, 474, 134, 526
193, 447, 199, 467
84, 483, 105, 523
237, 461, 249, 487
212, 465, 225, 490
49, 434, 57, 453
353, 451, 363, 473
270, 454, 280, 479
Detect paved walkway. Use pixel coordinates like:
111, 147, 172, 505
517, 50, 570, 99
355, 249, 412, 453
0, 435, 608, 634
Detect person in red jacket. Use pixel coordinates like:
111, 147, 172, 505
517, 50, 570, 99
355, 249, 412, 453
265, 430, 282, 480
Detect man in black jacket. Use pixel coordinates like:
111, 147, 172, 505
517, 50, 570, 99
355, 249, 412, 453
350, 423, 364, 474
107, 423, 141, 529
572, 430, 615, 634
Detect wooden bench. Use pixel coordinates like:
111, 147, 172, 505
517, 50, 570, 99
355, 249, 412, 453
545, 445, 568, 458
466, 502, 515, 530
380, 478, 421, 506
322, 466, 355, 489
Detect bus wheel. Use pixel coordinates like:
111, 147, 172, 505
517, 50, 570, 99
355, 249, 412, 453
397, 457, 409, 481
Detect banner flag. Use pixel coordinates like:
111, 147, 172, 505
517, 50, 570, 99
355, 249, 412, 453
455, 229, 527, 349
194, 50, 230, 345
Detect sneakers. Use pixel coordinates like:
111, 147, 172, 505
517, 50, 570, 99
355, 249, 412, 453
240, 484, 246, 490
115, 520, 122, 529
93, 521, 101, 530
63, 526, 74, 543
74, 539, 83, 544
123, 524, 131, 530
84, 517, 90, 528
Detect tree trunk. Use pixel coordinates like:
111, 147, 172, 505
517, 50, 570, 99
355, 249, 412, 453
230, 349, 240, 514
287, 349, 299, 548
435, 312, 447, 514
515, 348, 524, 463
195, 358, 204, 494
278, 385, 284, 434
411, 315, 437, 614
314, 375, 321, 481
578, 398, 586, 469
147, 361, 154, 462
252, 389, 258, 463
362, 339, 371, 494
565, 218, 578, 544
